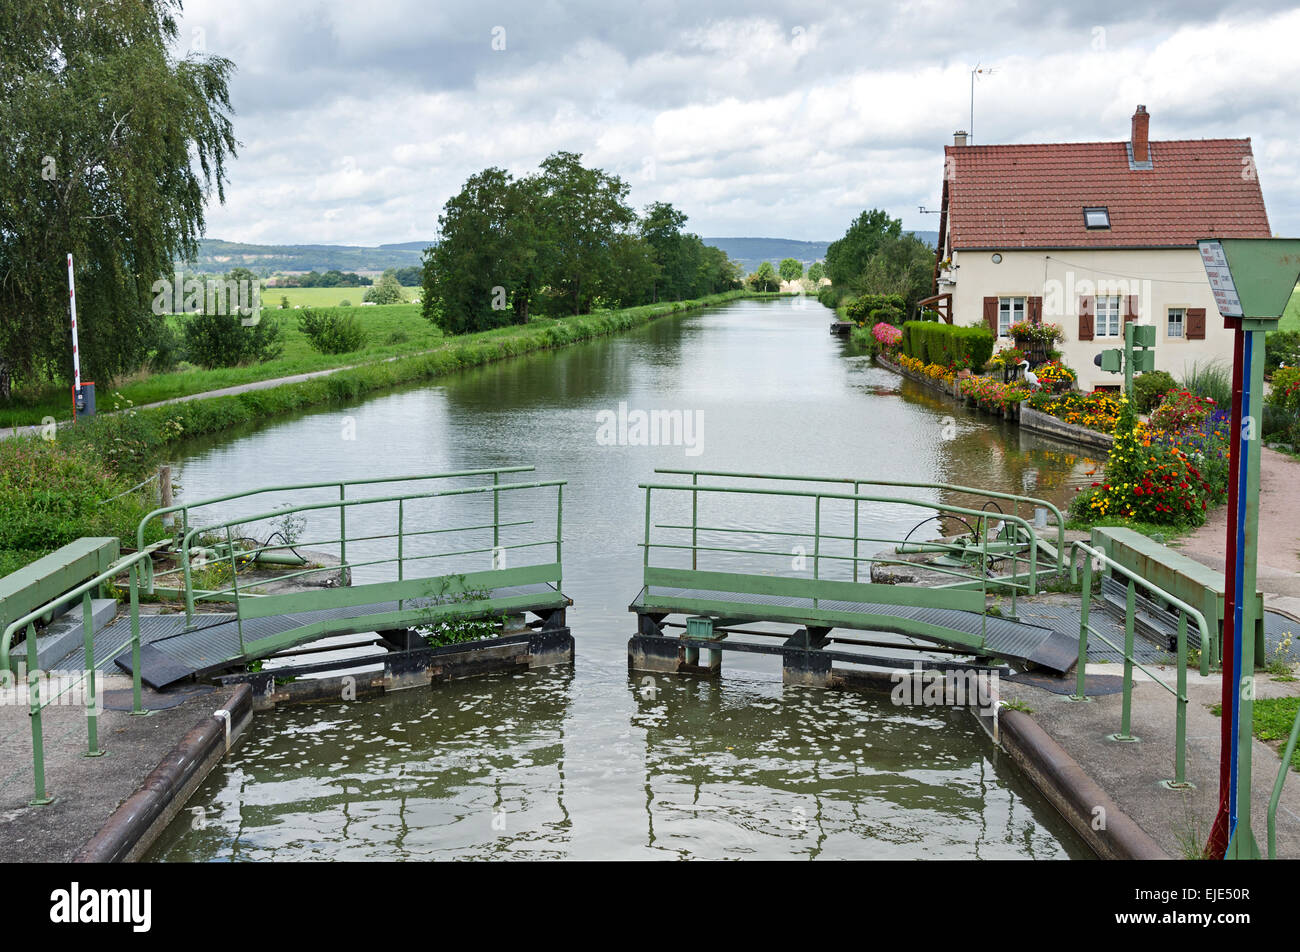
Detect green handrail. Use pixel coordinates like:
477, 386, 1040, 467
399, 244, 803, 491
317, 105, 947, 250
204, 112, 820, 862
1, 540, 169, 804
638, 480, 1041, 596
135, 467, 537, 590
1069, 540, 1212, 788
179, 479, 566, 625
656, 469, 1066, 573
1267, 702, 1300, 859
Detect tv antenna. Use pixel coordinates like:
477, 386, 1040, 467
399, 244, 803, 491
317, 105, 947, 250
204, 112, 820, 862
970, 64, 996, 144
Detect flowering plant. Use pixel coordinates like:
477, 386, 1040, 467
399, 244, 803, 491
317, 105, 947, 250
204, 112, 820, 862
1149, 389, 1214, 433
1008, 321, 1064, 343
872, 322, 902, 348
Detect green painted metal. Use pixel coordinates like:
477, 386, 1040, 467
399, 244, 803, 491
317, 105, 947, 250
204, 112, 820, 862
0, 537, 119, 646
1208, 238, 1300, 322
1267, 702, 1300, 859
1091, 525, 1262, 671
1, 543, 167, 804
637, 475, 1057, 658
1069, 540, 1208, 788
655, 468, 1065, 573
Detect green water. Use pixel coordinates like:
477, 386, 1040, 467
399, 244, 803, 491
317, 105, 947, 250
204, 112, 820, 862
148, 297, 1096, 860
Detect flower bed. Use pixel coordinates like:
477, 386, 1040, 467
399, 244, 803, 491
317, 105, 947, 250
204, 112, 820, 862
1027, 389, 1122, 434
1069, 397, 1230, 526
897, 353, 958, 388
961, 374, 1030, 412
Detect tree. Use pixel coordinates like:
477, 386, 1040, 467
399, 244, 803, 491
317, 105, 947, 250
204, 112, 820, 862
779, 258, 803, 282
747, 261, 780, 292
363, 269, 404, 305
535, 151, 636, 315
823, 209, 903, 290
808, 261, 825, 283
423, 167, 532, 334
0, 0, 238, 400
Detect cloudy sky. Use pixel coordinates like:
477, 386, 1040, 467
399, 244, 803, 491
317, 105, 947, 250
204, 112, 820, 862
172, 0, 1300, 246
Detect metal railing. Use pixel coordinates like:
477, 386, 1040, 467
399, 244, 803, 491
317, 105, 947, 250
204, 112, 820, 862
1069, 541, 1212, 789
656, 468, 1066, 575
1267, 703, 1300, 859
640, 476, 1048, 626
171, 477, 565, 658
0, 541, 169, 805
136, 467, 537, 593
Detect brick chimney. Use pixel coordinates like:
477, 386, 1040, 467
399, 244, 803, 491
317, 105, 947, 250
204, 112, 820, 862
1131, 105, 1149, 163
953, 130, 968, 147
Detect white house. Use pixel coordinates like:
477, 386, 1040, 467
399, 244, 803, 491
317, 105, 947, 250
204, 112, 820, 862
924, 106, 1272, 390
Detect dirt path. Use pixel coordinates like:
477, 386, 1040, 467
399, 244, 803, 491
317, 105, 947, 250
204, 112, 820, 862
1180, 446, 1300, 605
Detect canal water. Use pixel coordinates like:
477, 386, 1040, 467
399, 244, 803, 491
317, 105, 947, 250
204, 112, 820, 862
149, 297, 1097, 859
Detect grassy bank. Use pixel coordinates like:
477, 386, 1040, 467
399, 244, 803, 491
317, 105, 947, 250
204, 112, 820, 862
2, 291, 748, 573
4, 302, 440, 427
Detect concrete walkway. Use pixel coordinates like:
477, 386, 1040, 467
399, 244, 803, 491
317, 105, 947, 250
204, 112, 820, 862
0, 674, 230, 862
1002, 667, 1300, 858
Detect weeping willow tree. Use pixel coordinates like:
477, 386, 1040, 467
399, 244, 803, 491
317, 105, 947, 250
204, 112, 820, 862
0, 0, 237, 401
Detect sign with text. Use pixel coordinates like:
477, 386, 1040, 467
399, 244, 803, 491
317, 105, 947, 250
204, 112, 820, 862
1198, 240, 1244, 318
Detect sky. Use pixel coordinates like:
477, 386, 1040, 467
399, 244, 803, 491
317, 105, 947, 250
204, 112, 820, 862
172, 0, 1300, 246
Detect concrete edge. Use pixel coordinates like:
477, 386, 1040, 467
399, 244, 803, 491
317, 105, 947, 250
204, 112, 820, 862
72, 683, 253, 863
1018, 403, 1115, 452
996, 708, 1170, 860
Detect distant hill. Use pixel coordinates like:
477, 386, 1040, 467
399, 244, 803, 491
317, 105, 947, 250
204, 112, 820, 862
188, 231, 939, 277
186, 239, 430, 274
704, 232, 938, 275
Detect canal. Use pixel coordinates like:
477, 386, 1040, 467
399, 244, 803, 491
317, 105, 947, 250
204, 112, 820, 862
149, 296, 1097, 859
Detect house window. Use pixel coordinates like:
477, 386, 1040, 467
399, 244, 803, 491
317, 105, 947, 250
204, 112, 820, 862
1084, 207, 1111, 229
998, 296, 1025, 338
1167, 307, 1185, 339
1096, 295, 1122, 337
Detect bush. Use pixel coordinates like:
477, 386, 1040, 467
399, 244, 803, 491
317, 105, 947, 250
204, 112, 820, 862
845, 293, 906, 324
364, 271, 406, 305
1150, 389, 1215, 433
901, 321, 994, 371
1132, 370, 1177, 413
1180, 361, 1232, 407
1265, 330, 1300, 376
298, 308, 369, 355
181, 312, 284, 369
147, 321, 184, 374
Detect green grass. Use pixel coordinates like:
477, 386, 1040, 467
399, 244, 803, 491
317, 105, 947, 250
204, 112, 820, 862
1064, 514, 1191, 545
266, 286, 421, 308
3, 303, 441, 427
1280, 283, 1300, 333
1211, 697, 1300, 771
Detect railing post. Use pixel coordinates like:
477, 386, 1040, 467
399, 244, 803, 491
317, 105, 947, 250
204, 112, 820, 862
1268, 704, 1300, 859
397, 499, 404, 612
82, 591, 104, 758
812, 496, 821, 611
1071, 556, 1092, 701
556, 483, 564, 591
643, 488, 652, 570
182, 532, 195, 626
339, 483, 347, 570
1110, 578, 1139, 742
129, 562, 147, 716
226, 527, 245, 656
691, 473, 698, 572
979, 514, 988, 644
852, 481, 860, 583
1173, 611, 1188, 786
493, 471, 501, 553
26, 621, 53, 805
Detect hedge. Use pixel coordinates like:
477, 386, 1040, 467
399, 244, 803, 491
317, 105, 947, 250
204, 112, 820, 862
901, 321, 994, 370
845, 293, 907, 324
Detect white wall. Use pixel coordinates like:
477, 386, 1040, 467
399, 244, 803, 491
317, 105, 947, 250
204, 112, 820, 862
944, 247, 1232, 390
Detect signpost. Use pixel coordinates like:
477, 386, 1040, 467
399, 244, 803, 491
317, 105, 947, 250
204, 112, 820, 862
66, 253, 94, 421
1092, 322, 1155, 394
1197, 238, 1300, 861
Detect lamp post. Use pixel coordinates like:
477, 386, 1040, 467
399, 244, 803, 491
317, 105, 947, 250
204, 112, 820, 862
1198, 238, 1300, 860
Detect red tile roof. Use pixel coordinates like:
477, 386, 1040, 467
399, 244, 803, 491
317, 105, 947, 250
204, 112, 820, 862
944, 139, 1270, 250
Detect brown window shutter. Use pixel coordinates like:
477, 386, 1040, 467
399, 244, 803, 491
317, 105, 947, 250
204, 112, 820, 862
1028, 296, 1043, 324
1186, 307, 1207, 340
983, 296, 998, 334
1123, 295, 1139, 327
1078, 295, 1095, 341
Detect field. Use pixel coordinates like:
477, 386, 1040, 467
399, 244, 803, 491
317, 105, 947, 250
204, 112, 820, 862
1282, 283, 1300, 333
265, 285, 421, 308
3, 303, 441, 427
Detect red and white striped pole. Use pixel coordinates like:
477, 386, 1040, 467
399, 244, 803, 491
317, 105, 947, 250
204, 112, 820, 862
68, 253, 81, 420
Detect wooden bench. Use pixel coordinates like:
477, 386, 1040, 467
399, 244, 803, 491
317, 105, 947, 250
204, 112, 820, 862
1090, 526, 1264, 665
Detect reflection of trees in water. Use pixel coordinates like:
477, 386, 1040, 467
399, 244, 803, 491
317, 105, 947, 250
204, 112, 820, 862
157, 667, 576, 861
626, 675, 1066, 859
